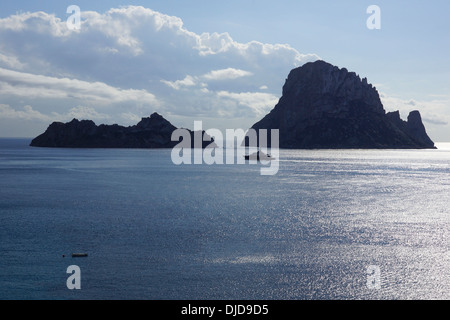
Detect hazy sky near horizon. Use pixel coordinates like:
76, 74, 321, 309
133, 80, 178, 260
0, 0, 449, 141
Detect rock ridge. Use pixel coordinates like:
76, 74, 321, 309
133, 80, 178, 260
248, 60, 435, 149
30, 112, 214, 148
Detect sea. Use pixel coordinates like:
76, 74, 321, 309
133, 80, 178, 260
0, 138, 449, 300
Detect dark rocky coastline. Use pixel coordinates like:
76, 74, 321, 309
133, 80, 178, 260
30, 112, 214, 148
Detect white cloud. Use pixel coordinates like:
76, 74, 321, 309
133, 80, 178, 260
216, 91, 280, 117
0, 104, 51, 121
0, 67, 159, 106
0, 104, 110, 123
0, 5, 320, 136
202, 68, 253, 81
0, 52, 24, 70
161, 75, 197, 90
0, 11, 68, 36
161, 68, 253, 90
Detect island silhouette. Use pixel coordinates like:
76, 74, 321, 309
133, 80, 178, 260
31, 60, 435, 149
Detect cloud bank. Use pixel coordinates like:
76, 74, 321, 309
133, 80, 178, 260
1, 5, 446, 141
0, 6, 319, 136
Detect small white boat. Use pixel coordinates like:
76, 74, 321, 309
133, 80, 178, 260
72, 253, 88, 257
244, 151, 275, 161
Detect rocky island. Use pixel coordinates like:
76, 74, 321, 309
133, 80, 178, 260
247, 60, 435, 149
31, 61, 435, 150
30, 112, 214, 148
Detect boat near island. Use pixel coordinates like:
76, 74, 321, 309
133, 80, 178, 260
244, 150, 275, 161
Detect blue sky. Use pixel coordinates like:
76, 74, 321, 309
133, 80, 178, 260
0, 1, 449, 141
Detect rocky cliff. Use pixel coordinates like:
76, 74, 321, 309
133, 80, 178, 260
248, 60, 435, 149
30, 112, 214, 148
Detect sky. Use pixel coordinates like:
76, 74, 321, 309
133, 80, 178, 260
0, 0, 449, 141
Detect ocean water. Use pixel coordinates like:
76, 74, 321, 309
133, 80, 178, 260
0, 138, 449, 300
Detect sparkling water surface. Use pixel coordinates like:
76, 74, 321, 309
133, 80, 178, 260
0, 138, 449, 300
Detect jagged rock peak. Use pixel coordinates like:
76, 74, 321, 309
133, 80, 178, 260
136, 112, 176, 130
280, 60, 384, 116
249, 60, 435, 149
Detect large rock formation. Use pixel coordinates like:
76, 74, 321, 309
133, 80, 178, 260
30, 112, 214, 148
248, 60, 435, 149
